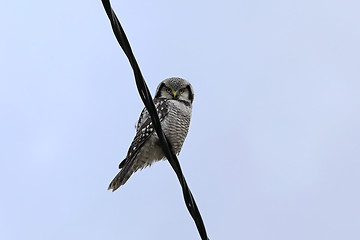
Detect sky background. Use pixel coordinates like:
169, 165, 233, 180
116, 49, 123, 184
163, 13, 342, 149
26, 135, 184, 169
1, 0, 360, 239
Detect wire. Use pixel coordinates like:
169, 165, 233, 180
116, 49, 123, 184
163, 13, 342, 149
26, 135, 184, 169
101, 1, 209, 239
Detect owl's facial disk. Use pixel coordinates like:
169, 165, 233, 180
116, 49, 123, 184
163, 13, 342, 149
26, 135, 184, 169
155, 77, 194, 103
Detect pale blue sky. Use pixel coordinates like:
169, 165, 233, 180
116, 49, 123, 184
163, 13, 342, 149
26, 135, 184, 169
1, 0, 360, 239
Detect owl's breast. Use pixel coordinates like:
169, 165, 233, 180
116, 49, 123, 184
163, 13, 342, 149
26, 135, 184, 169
161, 100, 192, 154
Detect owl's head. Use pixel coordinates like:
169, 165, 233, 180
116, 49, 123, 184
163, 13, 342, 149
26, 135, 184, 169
155, 77, 194, 104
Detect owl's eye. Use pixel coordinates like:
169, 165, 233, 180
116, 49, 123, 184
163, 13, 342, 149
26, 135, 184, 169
179, 88, 185, 94
166, 88, 171, 93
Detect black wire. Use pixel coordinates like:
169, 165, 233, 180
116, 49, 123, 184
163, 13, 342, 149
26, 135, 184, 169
101, 1, 209, 240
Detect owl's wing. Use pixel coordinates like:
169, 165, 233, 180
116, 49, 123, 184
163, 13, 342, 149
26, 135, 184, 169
135, 98, 168, 131
136, 98, 165, 131
108, 98, 169, 191
122, 98, 169, 167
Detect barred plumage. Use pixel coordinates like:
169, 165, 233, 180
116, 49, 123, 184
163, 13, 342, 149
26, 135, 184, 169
108, 77, 194, 191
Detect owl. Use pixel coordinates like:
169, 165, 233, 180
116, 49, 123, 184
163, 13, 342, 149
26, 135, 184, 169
108, 77, 194, 191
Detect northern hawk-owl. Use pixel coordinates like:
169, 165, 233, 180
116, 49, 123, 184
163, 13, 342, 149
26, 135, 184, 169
108, 77, 194, 191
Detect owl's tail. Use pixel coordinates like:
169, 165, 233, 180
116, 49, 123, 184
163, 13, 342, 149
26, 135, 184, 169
107, 169, 133, 191
108, 158, 136, 191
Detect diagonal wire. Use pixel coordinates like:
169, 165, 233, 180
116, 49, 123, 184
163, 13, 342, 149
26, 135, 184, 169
101, 1, 209, 239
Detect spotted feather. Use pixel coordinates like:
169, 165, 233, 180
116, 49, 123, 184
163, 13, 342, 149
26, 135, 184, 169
119, 98, 169, 168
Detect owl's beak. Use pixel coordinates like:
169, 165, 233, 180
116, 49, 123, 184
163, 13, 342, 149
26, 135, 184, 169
173, 92, 177, 98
